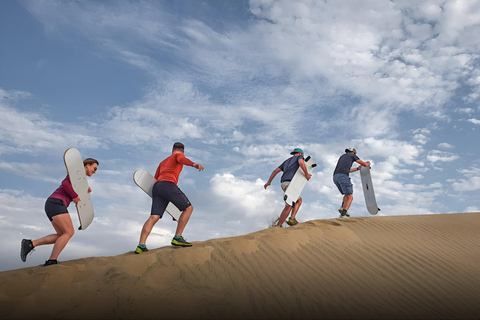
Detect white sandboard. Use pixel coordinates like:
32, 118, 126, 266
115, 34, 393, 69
133, 169, 181, 221
360, 166, 380, 215
64, 148, 94, 230
283, 156, 317, 206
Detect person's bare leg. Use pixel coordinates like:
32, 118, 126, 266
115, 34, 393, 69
290, 197, 302, 221
175, 205, 193, 236
277, 204, 292, 227
32, 234, 60, 247
139, 215, 161, 245
49, 214, 75, 260
343, 194, 353, 211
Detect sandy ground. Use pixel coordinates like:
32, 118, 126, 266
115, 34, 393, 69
1, 212, 480, 319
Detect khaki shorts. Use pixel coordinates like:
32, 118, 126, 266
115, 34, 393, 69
281, 181, 290, 192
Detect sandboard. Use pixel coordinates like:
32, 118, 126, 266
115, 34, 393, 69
360, 166, 380, 215
283, 156, 317, 206
133, 169, 181, 221
64, 148, 94, 230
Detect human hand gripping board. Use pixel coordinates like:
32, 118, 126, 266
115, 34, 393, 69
283, 156, 317, 206
64, 148, 94, 230
133, 169, 181, 221
360, 166, 380, 215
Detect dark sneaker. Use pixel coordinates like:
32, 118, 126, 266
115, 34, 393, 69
339, 212, 350, 218
171, 236, 192, 247
20, 239, 34, 262
43, 260, 58, 266
134, 245, 149, 254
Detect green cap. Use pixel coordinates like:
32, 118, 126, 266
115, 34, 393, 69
290, 148, 304, 155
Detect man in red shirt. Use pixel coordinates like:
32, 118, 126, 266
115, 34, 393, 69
136, 142, 204, 252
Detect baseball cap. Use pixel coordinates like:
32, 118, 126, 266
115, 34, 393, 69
345, 148, 357, 154
290, 148, 304, 155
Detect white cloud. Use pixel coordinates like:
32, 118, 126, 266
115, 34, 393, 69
467, 118, 480, 125
464, 206, 480, 212
0, 89, 102, 155
452, 176, 480, 192
412, 128, 430, 145
438, 142, 454, 149
426, 150, 460, 162
210, 173, 277, 219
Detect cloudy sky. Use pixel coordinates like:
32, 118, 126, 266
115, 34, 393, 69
1, 0, 480, 271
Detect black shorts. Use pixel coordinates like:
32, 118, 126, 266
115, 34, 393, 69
44, 198, 68, 221
151, 181, 191, 217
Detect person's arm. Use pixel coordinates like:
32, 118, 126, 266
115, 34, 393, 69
176, 153, 204, 171
351, 159, 371, 172
192, 163, 204, 171
264, 168, 282, 189
298, 158, 312, 181
62, 176, 80, 204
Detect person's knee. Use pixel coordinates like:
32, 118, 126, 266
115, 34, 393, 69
64, 227, 75, 238
184, 205, 193, 214
149, 215, 161, 223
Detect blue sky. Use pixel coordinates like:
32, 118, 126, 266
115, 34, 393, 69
1, 0, 480, 271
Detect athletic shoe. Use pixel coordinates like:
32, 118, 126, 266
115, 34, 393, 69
171, 236, 192, 247
338, 207, 343, 214
134, 245, 149, 254
340, 208, 350, 217
20, 239, 34, 262
43, 260, 58, 266
339, 212, 351, 218
286, 218, 298, 226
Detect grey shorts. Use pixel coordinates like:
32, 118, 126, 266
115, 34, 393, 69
151, 181, 191, 217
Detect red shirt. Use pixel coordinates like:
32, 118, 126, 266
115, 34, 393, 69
155, 152, 195, 185
49, 175, 78, 207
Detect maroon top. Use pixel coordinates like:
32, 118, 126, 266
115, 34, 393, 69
49, 176, 78, 207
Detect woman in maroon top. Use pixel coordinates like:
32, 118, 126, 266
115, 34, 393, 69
20, 158, 99, 266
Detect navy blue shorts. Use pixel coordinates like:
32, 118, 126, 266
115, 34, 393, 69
151, 181, 191, 217
333, 173, 353, 195
44, 198, 69, 221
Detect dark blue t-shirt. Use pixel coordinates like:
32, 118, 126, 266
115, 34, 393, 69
333, 153, 359, 176
278, 155, 303, 182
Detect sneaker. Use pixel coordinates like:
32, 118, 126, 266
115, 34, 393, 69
134, 245, 149, 254
338, 207, 343, 214
339, 212, 350, 218
171, 236, 192, 247
20, 239, 34, 262
43, 260, 58, 266
286, 218, 298, 226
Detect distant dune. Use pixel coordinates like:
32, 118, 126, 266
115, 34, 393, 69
1, 213, 480, 319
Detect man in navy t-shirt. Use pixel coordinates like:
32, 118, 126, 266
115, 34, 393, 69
333, 148, 370, 218
264, 148, 312, 226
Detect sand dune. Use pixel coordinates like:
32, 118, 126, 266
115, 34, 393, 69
1, 212, 480, 319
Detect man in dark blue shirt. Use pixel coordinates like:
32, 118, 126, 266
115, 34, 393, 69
264, 148, 312, 226
333, 148, 370, 218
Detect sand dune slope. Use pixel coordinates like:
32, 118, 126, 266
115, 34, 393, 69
1, 213, 480, 319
